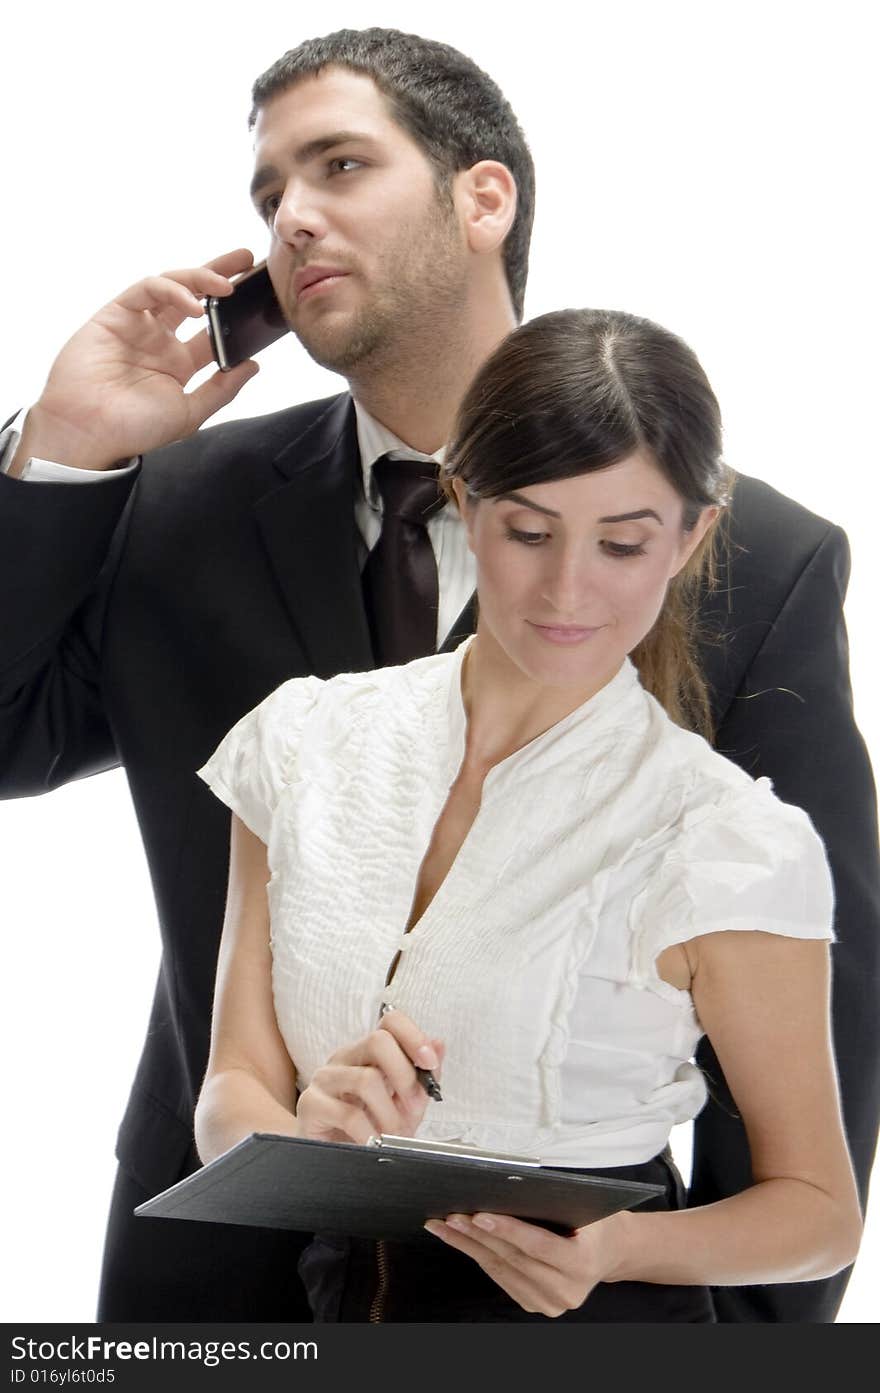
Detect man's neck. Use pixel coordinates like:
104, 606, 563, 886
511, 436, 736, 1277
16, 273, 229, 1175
348, 304, 516, 455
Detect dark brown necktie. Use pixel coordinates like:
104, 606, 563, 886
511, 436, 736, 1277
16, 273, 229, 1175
362, 453, 446, 666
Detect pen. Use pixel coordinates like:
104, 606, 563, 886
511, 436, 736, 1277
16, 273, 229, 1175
378, 1002, 443, 1102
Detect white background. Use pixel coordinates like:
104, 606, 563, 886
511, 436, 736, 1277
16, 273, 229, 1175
1, 0, 877, 1321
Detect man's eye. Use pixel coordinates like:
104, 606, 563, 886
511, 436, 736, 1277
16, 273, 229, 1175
328, 157, 363, 175
602, 541, 647, 558
505, 526, 547, 546
258, 194, 281, 224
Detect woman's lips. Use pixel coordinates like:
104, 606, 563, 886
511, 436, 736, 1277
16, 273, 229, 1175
527, 621, 604, 645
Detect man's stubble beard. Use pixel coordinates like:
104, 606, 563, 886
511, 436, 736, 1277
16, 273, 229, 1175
292, 194, 468, 383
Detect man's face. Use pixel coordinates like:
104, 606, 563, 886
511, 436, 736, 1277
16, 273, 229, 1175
250, 67, 469, 375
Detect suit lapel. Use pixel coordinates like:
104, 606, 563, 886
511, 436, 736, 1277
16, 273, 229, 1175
252, 395, 375, 678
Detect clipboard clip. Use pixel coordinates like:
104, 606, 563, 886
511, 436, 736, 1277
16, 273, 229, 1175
366, 1134, 542, 1167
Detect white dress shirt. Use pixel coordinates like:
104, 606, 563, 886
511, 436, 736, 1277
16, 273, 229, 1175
0, 400, 476, 650
198, 639, 835, 1168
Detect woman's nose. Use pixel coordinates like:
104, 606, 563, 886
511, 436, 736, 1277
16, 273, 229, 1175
541, 554, 595, 615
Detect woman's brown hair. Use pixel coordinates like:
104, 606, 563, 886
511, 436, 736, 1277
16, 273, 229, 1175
442, 308, 732, 740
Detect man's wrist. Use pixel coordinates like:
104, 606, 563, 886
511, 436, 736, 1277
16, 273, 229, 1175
11, 402, 121, 475
1, 407, 138, 481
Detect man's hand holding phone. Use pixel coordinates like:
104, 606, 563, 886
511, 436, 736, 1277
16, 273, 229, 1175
9, 249, 262, 478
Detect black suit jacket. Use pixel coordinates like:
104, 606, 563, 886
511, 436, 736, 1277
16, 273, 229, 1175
1, 393, 877, 1322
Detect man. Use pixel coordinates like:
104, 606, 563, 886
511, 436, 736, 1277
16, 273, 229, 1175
0, 28, 877, 1323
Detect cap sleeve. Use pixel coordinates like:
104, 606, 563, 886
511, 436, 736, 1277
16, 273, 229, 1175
630, 778, 835, 984
196, 675, 323, 844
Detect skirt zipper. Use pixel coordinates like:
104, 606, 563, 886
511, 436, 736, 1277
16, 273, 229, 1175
368, 1240, 390, 1322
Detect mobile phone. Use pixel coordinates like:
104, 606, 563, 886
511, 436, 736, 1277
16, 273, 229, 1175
205, 262, 290, 371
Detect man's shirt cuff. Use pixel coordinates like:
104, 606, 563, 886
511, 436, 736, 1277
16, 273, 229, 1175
0, 410, 139, 481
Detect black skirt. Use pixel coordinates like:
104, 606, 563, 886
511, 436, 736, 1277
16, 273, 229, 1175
297, 1149, 717, 1322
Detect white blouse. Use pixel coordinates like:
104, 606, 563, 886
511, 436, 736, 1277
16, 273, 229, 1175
198, 639, 834, 1167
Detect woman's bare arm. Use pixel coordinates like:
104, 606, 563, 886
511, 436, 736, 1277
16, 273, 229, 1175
604, 930, 863, 1285
427, 931, 862, 1313
194, 815, 301, 1164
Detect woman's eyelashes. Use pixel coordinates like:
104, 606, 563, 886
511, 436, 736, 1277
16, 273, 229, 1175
602, 541, 647, 558
504, 526, 547, 546
503, 525, 647, 558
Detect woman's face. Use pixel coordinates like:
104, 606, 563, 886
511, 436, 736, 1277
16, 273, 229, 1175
453, 449, 718, 695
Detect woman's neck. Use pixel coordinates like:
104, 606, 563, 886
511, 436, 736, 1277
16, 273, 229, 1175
459, 627, 623, 776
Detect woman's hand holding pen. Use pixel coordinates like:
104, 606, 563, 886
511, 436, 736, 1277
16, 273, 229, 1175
423, 1210, 623, 1318
295, 1009, 444, 1146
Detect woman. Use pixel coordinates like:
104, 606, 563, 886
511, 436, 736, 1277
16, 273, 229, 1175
194, 308, 861, 1322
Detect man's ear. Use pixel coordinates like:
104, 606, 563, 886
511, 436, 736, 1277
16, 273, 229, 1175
670, 505, 721, 578
454, 160, 517, 255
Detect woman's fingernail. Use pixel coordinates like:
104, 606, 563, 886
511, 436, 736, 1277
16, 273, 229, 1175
473, 1215, 495, 1231
416, 1044, 438, 1068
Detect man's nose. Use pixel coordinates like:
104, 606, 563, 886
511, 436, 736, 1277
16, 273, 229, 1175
272, 179, 328, 247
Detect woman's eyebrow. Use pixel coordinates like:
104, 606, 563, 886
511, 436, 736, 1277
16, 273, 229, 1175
495, 494, 663, 526
494, 491, 560, 518
598, 509, 663, 524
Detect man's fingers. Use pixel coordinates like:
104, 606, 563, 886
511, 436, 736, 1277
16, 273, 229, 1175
181, 326, 221, 376
115, 256, 254, 326
202, 247, 256, 279
160, 249, 255, 291
116, 272, 221, 318
183, 360, 260, 431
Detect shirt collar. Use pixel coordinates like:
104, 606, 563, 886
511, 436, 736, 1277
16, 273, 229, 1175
353, 398, 448, 511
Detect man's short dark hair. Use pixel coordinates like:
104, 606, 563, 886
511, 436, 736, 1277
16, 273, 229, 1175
249, 28, 535, 322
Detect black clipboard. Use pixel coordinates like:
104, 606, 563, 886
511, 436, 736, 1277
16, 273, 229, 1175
134, 1133, 664, 1240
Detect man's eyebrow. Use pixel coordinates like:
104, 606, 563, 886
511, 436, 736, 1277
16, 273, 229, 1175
494, 494, 664, 526
250, 131, 380, 201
